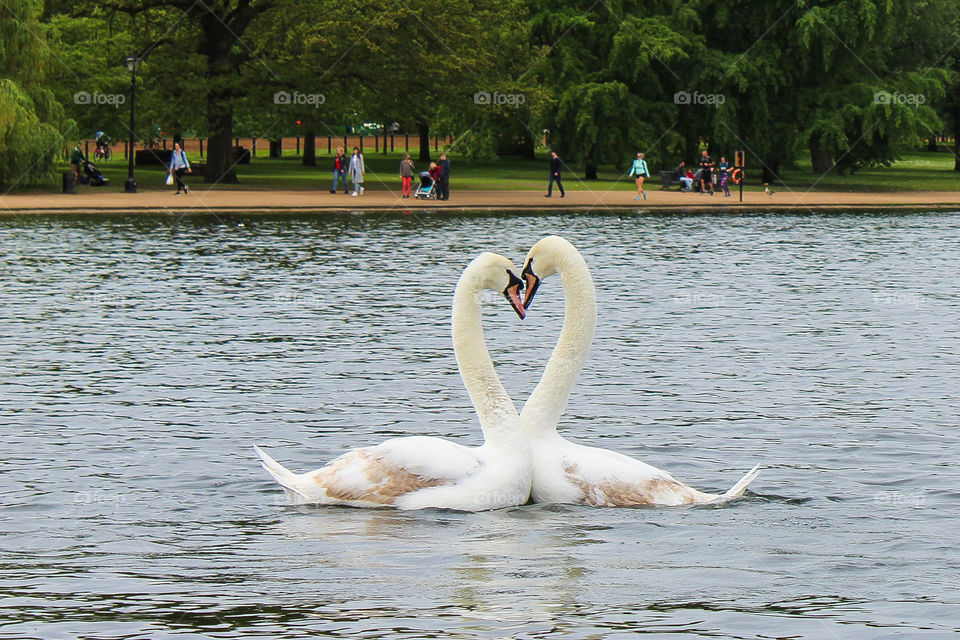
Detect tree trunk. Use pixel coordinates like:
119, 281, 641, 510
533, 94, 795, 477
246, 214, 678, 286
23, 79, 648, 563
927, 137, 938, 152
954, 104, 960, 171
205, 95, 238, 184
201, 14, 239, 184
810, 142, 833, 175
417, 121, 431, 162
519, 127, 535, 160
761, 159, 780, 185
269, 139, 282, 158
302, 130, 316, 166
584, 161, 597, 180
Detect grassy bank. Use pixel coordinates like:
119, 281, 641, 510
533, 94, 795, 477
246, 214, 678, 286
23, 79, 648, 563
25, 148, 960, 194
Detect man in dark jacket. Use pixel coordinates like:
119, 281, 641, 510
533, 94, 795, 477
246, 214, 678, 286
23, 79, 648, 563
330, 147, 348, 194
546, 150, 565, 198
437, 153, 451, 200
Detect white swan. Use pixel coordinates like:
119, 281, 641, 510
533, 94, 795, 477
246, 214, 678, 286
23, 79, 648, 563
255, 252, 532, 511
519, 236, 760, 506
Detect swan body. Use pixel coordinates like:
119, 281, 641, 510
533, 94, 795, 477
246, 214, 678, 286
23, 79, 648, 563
520, 236, 760, 506
256, 252, 532, 511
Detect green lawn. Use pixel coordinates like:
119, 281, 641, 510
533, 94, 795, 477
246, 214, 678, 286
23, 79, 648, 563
29, 147, 960, 194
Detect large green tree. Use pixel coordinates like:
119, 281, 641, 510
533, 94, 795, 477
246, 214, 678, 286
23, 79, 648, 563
702, 0, 954, 181
1, 0, 70, 189
527, 0, 701, 178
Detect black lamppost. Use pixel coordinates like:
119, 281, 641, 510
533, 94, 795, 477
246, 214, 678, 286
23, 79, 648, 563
124, 55, 141, 193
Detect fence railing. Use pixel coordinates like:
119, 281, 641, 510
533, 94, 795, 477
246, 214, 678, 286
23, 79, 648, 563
77, 134, 452, 160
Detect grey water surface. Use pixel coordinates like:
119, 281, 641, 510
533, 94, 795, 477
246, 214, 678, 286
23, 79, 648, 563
1, 210, 958, 639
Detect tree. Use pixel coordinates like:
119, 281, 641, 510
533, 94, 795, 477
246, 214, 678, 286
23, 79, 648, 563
702, 0, 955, 181
527, 0, 700, 178
1, 0, 70, 189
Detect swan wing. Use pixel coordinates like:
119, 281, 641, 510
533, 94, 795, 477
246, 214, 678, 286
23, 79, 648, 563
307, 436, 482, 505
558, 442, 708, 506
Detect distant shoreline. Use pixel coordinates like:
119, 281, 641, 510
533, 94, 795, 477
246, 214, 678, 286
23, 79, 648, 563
2, 189, 959, 215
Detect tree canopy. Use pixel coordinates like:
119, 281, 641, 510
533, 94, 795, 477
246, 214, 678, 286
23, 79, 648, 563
1, 0, 957, 189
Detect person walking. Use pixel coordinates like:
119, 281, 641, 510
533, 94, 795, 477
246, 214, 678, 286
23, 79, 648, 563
628, 152, 649, 200
167, 142, 191, 195
399, 153, 415, 198
545, 150, 565, 198
348, 146, 365, 196
330, 147, 348, 194
698, 150, 714, 195
437, 153, 451, 200
717, 156, 732, 197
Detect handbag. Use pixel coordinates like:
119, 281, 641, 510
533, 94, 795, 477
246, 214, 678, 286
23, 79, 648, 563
165, 173, 174, 186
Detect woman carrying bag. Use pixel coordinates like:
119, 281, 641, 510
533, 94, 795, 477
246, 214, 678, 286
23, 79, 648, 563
168, 143, 191, 195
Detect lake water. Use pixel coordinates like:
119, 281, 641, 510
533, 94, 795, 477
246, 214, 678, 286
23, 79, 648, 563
2, 209, 959, 639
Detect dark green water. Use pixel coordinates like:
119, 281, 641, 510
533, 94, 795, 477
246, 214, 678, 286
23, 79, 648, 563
2, 210, 958, 638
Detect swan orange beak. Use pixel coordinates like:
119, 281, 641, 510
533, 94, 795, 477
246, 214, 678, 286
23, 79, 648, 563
521, 259, 541, 309
503, 270, 526, 319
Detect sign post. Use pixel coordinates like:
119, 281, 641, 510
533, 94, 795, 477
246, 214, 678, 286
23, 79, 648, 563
734, 150, 745, 203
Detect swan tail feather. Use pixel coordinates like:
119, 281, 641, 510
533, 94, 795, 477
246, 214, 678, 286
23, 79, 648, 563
720, 464, 761, 500
254, 445, 309, 499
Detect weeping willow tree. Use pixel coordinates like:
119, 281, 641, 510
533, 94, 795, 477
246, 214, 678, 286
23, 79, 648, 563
0, 0, 70, 189
528, 0, 701, 178
702, 0, 954, 181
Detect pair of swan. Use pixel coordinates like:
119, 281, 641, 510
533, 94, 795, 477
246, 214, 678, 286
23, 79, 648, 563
255, 236, 760, 511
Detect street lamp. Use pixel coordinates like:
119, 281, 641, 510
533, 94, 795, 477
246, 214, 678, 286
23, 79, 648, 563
124, 55, 141, 193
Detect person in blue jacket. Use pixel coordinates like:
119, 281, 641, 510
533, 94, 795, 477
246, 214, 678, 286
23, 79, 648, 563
167, 142, 191, 195
545, 150, 565, 198
628, 152, 649, 200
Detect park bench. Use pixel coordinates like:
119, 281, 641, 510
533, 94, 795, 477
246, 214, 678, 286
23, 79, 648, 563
659, 170, 682, 190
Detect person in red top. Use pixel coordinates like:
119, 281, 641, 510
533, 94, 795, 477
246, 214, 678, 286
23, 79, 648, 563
428, 161, 441, 181
330, 147, 348, 194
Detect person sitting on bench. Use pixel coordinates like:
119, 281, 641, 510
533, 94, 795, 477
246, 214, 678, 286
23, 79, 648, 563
674, 161, 693, 191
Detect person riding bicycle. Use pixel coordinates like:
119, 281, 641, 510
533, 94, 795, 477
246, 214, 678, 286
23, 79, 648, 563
95, 130, 111, 160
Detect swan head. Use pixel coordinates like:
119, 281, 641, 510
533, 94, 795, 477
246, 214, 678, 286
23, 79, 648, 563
520, 235, 575, 308
467, 252, 526, 319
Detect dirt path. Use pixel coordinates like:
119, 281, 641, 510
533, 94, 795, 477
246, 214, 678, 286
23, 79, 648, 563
3, 188, 959, 214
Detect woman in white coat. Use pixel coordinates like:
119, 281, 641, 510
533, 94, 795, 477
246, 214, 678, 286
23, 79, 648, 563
348, 146, 365, 196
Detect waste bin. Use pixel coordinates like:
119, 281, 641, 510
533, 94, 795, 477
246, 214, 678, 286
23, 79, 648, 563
62, 172, 76, 194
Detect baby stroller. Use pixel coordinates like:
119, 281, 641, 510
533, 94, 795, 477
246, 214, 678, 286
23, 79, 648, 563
414, 171, 437, 199
79, 154, 109, 187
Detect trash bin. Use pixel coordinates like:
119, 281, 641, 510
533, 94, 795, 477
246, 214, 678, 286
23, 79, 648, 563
62, 172, 77, 194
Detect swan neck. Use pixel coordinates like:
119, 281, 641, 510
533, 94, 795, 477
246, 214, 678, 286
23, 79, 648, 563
522, 252, 597, 436
452, 280, 524, 447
